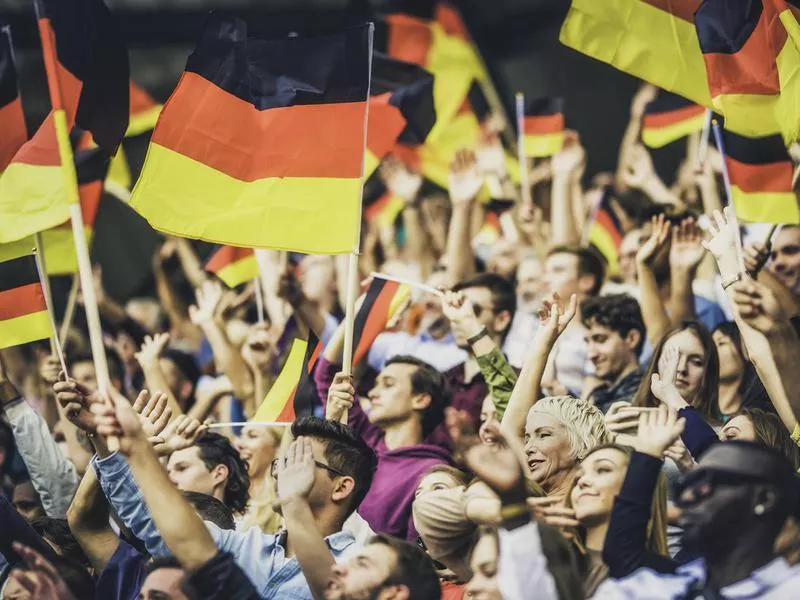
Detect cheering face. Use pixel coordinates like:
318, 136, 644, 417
366, 363, 423, 430
617, 230, 641, 285
719, 414, 756, 442
660, 330, 706, 400
235, 426, 280, 479
479, 395, 498, 446
543, 252, 582, 299
516, 256, 544, 313
457, 286, 507, 347
167, 446, 223, 498
139, 566, 189, 600
585, 321, 638, 382
712, 330, 744, 383
769, 227, 800, 293
524, 410, 576, 492
463, 532, 502, 600
71, 360, 98, 393
417, 271, 450, 335
571, 448, 629, 525
324, 543, 398, 600
487, 238, 519, 280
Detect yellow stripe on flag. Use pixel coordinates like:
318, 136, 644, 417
216, 255, 260, 288
731, 186, 800, 225
126, 105, 162, 137
523, 132, 564, 157
0, 311, 52, 350
364, 150, 381, 181
252, 338, 308, 422
420, 111, 481, 189
105, 146, 132, 201
589, 224, 620, 276
776, 10, 800, 146
130, 144, 362, 253
0, 163, 69, 244
642, 112, 707, 148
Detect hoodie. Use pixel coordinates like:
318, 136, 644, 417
315, 357, 452, 541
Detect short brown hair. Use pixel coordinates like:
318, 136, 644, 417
547, 245, 606, 296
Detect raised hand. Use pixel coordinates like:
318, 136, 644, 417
448, 148, 484, 206
650, 346, 688, 410
379, 155, 423, 204
551, 130, 585, 179
743, 241, 771, 279
8, 543, 76, 600
669, 218, 706, 273
702, 207, 741, 281
527, 496, 580, 529
622, 145, 656, 190
326, 372, 355, 422
441, 290, 481, 334
636, 214, 670, 266
630, 83, 658, 118
604, 402, 652, 435
475, 131, 507, 177
730, 279, 788, 336
533, 292, 578, 350
53, 374, 97, 433
135, 332, 170, 369
153, 415, 208, 457
131, 390, 172, 445
89, 387, 147, 455
663, 439, 696, 472
632, 404, 686, 460
189, 280, 224, 325
275, 437, 316, 505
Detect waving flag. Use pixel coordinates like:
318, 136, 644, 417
0, 27, 26, 173
204, 246, 259, 289
521, 97, 565, 157
127, 81, 162, 137
352, 277, 412, 367
588, 189, 624, 276
130, 18, 371, 254
642, 92, 706, 148
0, 249, 51, 349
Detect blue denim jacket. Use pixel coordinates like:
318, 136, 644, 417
92, 452, 356, 599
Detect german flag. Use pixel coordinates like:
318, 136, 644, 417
0, 0, 128, 244
0, 27, 26, 173
721, 130, 800, 224
642, 92, 706, 148
520, 96, 564, 158
363, 173, 405, 227
252, 333, 322, 423
204, 246, 260, 289
0, 249, 51, 349
352, 277, 412, 367
588, 189, 624, 276
129, 18, 371, 254
365, 53, 435, 178
127, 81, 161, 137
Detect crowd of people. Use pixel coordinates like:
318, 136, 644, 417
1, 81, 800, 599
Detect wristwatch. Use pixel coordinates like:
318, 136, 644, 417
466, 327, 490, 346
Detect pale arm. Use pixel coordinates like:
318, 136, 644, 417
445, 149, 483, 285
66, 467, 120, 572
636, 215, 671, 345
173, 237, 209, 290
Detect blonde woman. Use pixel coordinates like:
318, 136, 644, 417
234, 424, 285, 533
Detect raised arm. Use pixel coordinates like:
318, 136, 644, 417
500, 294, 578, 440
65, 467, 121, 572
549, 132, 584, 246
445, 149, 484, 285
134, 333, 184, 417
636, 214, 672, 345
172, 237, 209, 290
667, 218, 706, 324
615, 84, 657, 193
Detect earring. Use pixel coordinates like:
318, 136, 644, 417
755, 504, 765, 515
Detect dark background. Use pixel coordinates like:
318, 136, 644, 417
0, 0, 685, 304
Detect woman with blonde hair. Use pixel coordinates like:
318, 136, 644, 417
234, 423, 286, 533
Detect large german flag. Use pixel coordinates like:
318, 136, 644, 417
0, 0, 128, 244
520, 96, 565, 158
252, 333, 322, 423
0, 27, 26, 173
352, 277, 412, 367
642, 91, 706, 148
204, 246, 259, 289
0, 249, 51, 350
365, 53, 435, 178
129, 18, 371, 254
721, 130, 800, 224
588, 188, 624, 276
127, 81, 162, 137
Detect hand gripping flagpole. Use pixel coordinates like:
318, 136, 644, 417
34, 1, 118, 450
339, 22, 375, 425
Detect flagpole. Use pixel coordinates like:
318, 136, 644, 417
32, 243, 68, 376
35, 3, 117, 449
253, 276, 265, 324
515, 92, 533, 214
696, 109, 713, 168
710, 120, 746, 276
59, 274, 79, 350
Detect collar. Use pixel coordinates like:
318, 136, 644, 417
676, 558, 795, 598
418, 330, 455, 344
277, 529, 355, 553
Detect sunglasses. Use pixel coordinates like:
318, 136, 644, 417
270, 458, 347, 480
674, 469, 765, 508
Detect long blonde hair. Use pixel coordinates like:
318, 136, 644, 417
238, 425, 287, 534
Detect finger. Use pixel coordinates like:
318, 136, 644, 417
132, 390, 149, 413
142, 390, 158, 418
153, 407, 172, 434
184, 419, 201, 439
541, 506, 577, 518
149, 394, 168, 423
543, 516, 581, 528
175, 415, 190, 435
527, 495, 564, 507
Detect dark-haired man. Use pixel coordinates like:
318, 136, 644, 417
581, 294, 645, 412
320, 327, 452, 542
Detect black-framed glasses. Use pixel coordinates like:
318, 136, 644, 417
674, 469, 765, 508
270, 457, 347, 479
471, 302, 497, 317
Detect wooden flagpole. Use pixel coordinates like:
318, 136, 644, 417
711, 120, 746, 276
32, 241, 68, 375
59, 274, 79, 350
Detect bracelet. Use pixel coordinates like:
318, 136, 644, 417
499, 503, 529, 522
722, 273, 742, 289
466, 327, 490, 347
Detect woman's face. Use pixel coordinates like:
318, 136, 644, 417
524, 410, 576, 493
570, 448, 629, 525
479, 395, 498, 446
464, 532, 501, 600
660, 329, 706, 401
415, 471, 462, 498
712, 330, 743, 382
719, 414, 756, 442
235, 426, 279, 479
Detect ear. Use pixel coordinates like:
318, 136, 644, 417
411, 393, 432, 412
577, 273, 596, 295
624, 329, 641, 354
753, 485, 779, 515
493, 310, 513, 336
180, 380, 194, 401
378, 586, 411, 600
331, 475, 356, 505
210, 463, 229, 488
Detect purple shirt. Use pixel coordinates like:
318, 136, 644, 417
315, 357, 452, 542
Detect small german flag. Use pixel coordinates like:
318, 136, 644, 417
721, 130, 800, 224
588, 189, 624, 276
252, 333, 322, 423
352, 277, 412, 367
0, 0, 128, 244
642, 92, 706, 148
130, 17, 371, 254
127, 81, 162, 137
0, 249, 51, 349
204, 246, 260, 289
520, 96, 565, 158
0, 27, 26, 173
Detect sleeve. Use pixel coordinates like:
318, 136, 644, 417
183, 551, 261, 600
678, 406, 718, 460
315, 356, 382, 447
475, 347, 518, 421
602, 451, 677, 579
0, 493, 61, 567
4, 399, 79, 518
497, 520, 560, 600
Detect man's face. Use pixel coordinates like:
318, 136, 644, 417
72, 361, 98, 393
769, 227, 800, 293
584, 321, 638, 381
417, 271, 450, 336
617, 230, 642, 285
457, 286, 509, 346
366, 363, 422, 431
273, 438, 342, 514
543, 252, 583, 298
325, 543, 399, 600
159, 358, 191, 403
516, 257, 544, 313
167, 446, 223, 500
12, 481, 45, 522
487, 239, 518, 279
138, 566, 189, 600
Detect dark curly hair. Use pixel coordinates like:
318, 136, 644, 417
581, 293, 646, 356
195, 433, 250, 515
384, 355, 450, 438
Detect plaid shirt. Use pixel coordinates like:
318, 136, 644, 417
588, 370, 643, 414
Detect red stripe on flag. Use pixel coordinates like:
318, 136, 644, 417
386, 14, 433, 67
367, 93, 407, 161
595, 209, 623, 247
523, 114, 564, 135
353, 280, 402, 366
276, 386, 297, 422
0, 283, 46, 320
640, 0, 702, 22
206, 246, 255, 273
0, 97, 27, 171
643, 103, 705, 129
726, 156, 794, 193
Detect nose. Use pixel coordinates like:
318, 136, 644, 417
676, 354, 689, 375
331, 563, 347, 578
367, 386, 379, 400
